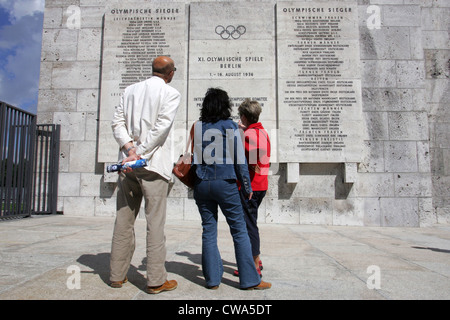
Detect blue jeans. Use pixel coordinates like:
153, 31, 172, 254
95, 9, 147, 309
239, 190, 266, 257
194, 179, 261, 288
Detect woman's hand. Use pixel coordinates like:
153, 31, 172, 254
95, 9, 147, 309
238, 120, 247, 130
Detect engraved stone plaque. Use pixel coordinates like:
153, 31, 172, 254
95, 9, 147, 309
277, 1, 364, 163
188, 2, 277, 143
97, 3, 186, 162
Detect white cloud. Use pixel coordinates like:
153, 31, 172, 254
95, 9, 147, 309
0, 39, 41, 106
0, 0, 44, 21
0, 1, 44, 113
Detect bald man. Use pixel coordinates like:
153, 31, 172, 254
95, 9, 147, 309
110, 56, 180, 294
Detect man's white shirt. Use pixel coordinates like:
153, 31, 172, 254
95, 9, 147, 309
112, 76, 181, 180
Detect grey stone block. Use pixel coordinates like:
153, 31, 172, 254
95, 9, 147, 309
380, 198, 419, 227
58, 172, 81, 197
300, 198, 333, 225
396, 60, 425, 89
38, 89, 77, 112
364, 111, 389, 140
53, 112, 87, 141
384, 141, 418, 172
388, 112, 429, 140
41, 29, 79, 62
360, 26, 412, 60
425, 50, 450, 79
362, 60, 396, 87
51, 62, 100, 89
395, 173, 433, 197
266, 198, 301, 224
382, 5, 421, 27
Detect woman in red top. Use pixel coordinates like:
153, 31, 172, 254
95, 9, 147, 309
236, 99, 271, 277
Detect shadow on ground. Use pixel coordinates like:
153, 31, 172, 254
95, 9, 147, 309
76, 251, 239, 291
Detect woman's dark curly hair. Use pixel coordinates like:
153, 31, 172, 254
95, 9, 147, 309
199, 88, 232, 123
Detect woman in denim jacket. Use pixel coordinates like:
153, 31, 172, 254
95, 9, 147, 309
192, 88, 271, 290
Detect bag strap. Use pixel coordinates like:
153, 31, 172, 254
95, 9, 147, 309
185, 121, 196, 154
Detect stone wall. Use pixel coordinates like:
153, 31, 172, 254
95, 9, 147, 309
37, 0, 449, 226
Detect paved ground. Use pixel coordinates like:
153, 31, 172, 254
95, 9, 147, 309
0, 215, 449, 300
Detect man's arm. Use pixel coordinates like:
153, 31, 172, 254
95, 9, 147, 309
112, 94, 133, 151
135, 89, 181, 158
111, 94, 139, 164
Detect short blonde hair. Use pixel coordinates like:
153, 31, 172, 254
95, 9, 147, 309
238, 98, 262, 124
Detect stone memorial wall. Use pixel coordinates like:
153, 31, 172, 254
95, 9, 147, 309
37, 0, 449, 226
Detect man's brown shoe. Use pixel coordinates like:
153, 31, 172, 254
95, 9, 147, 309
243, 280, 271, 290
146, 280, 178, 294
110, 277, 128, 288
206, 285, 219, 290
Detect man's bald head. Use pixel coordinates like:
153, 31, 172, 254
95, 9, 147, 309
152, 56, 176, 83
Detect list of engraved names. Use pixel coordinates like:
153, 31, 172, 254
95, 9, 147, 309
98, 4, 185, 162
111, 8, 180, 89
277, 1, 363, 162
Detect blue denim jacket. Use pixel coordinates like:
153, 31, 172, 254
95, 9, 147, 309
192, 120, 252, 196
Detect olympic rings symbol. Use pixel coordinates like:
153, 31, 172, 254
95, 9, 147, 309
215, 25, 246, 40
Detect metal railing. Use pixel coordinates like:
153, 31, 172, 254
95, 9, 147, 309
32, 124, 61, 215
1, 102, 61, 219
0, 101, 36, 219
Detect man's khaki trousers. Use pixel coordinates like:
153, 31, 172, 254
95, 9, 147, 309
110, 169, 169, 287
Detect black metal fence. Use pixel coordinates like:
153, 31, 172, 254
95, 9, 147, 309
33, 124, 61, 215
0, 101, 61, 219
0, 102, 36, 219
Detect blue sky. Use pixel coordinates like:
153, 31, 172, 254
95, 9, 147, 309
0, 0, 44, 114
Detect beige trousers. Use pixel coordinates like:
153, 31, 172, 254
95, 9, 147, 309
110, 169, 169, 287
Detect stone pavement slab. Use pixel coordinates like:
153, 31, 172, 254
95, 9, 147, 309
0, 215, 449, 300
